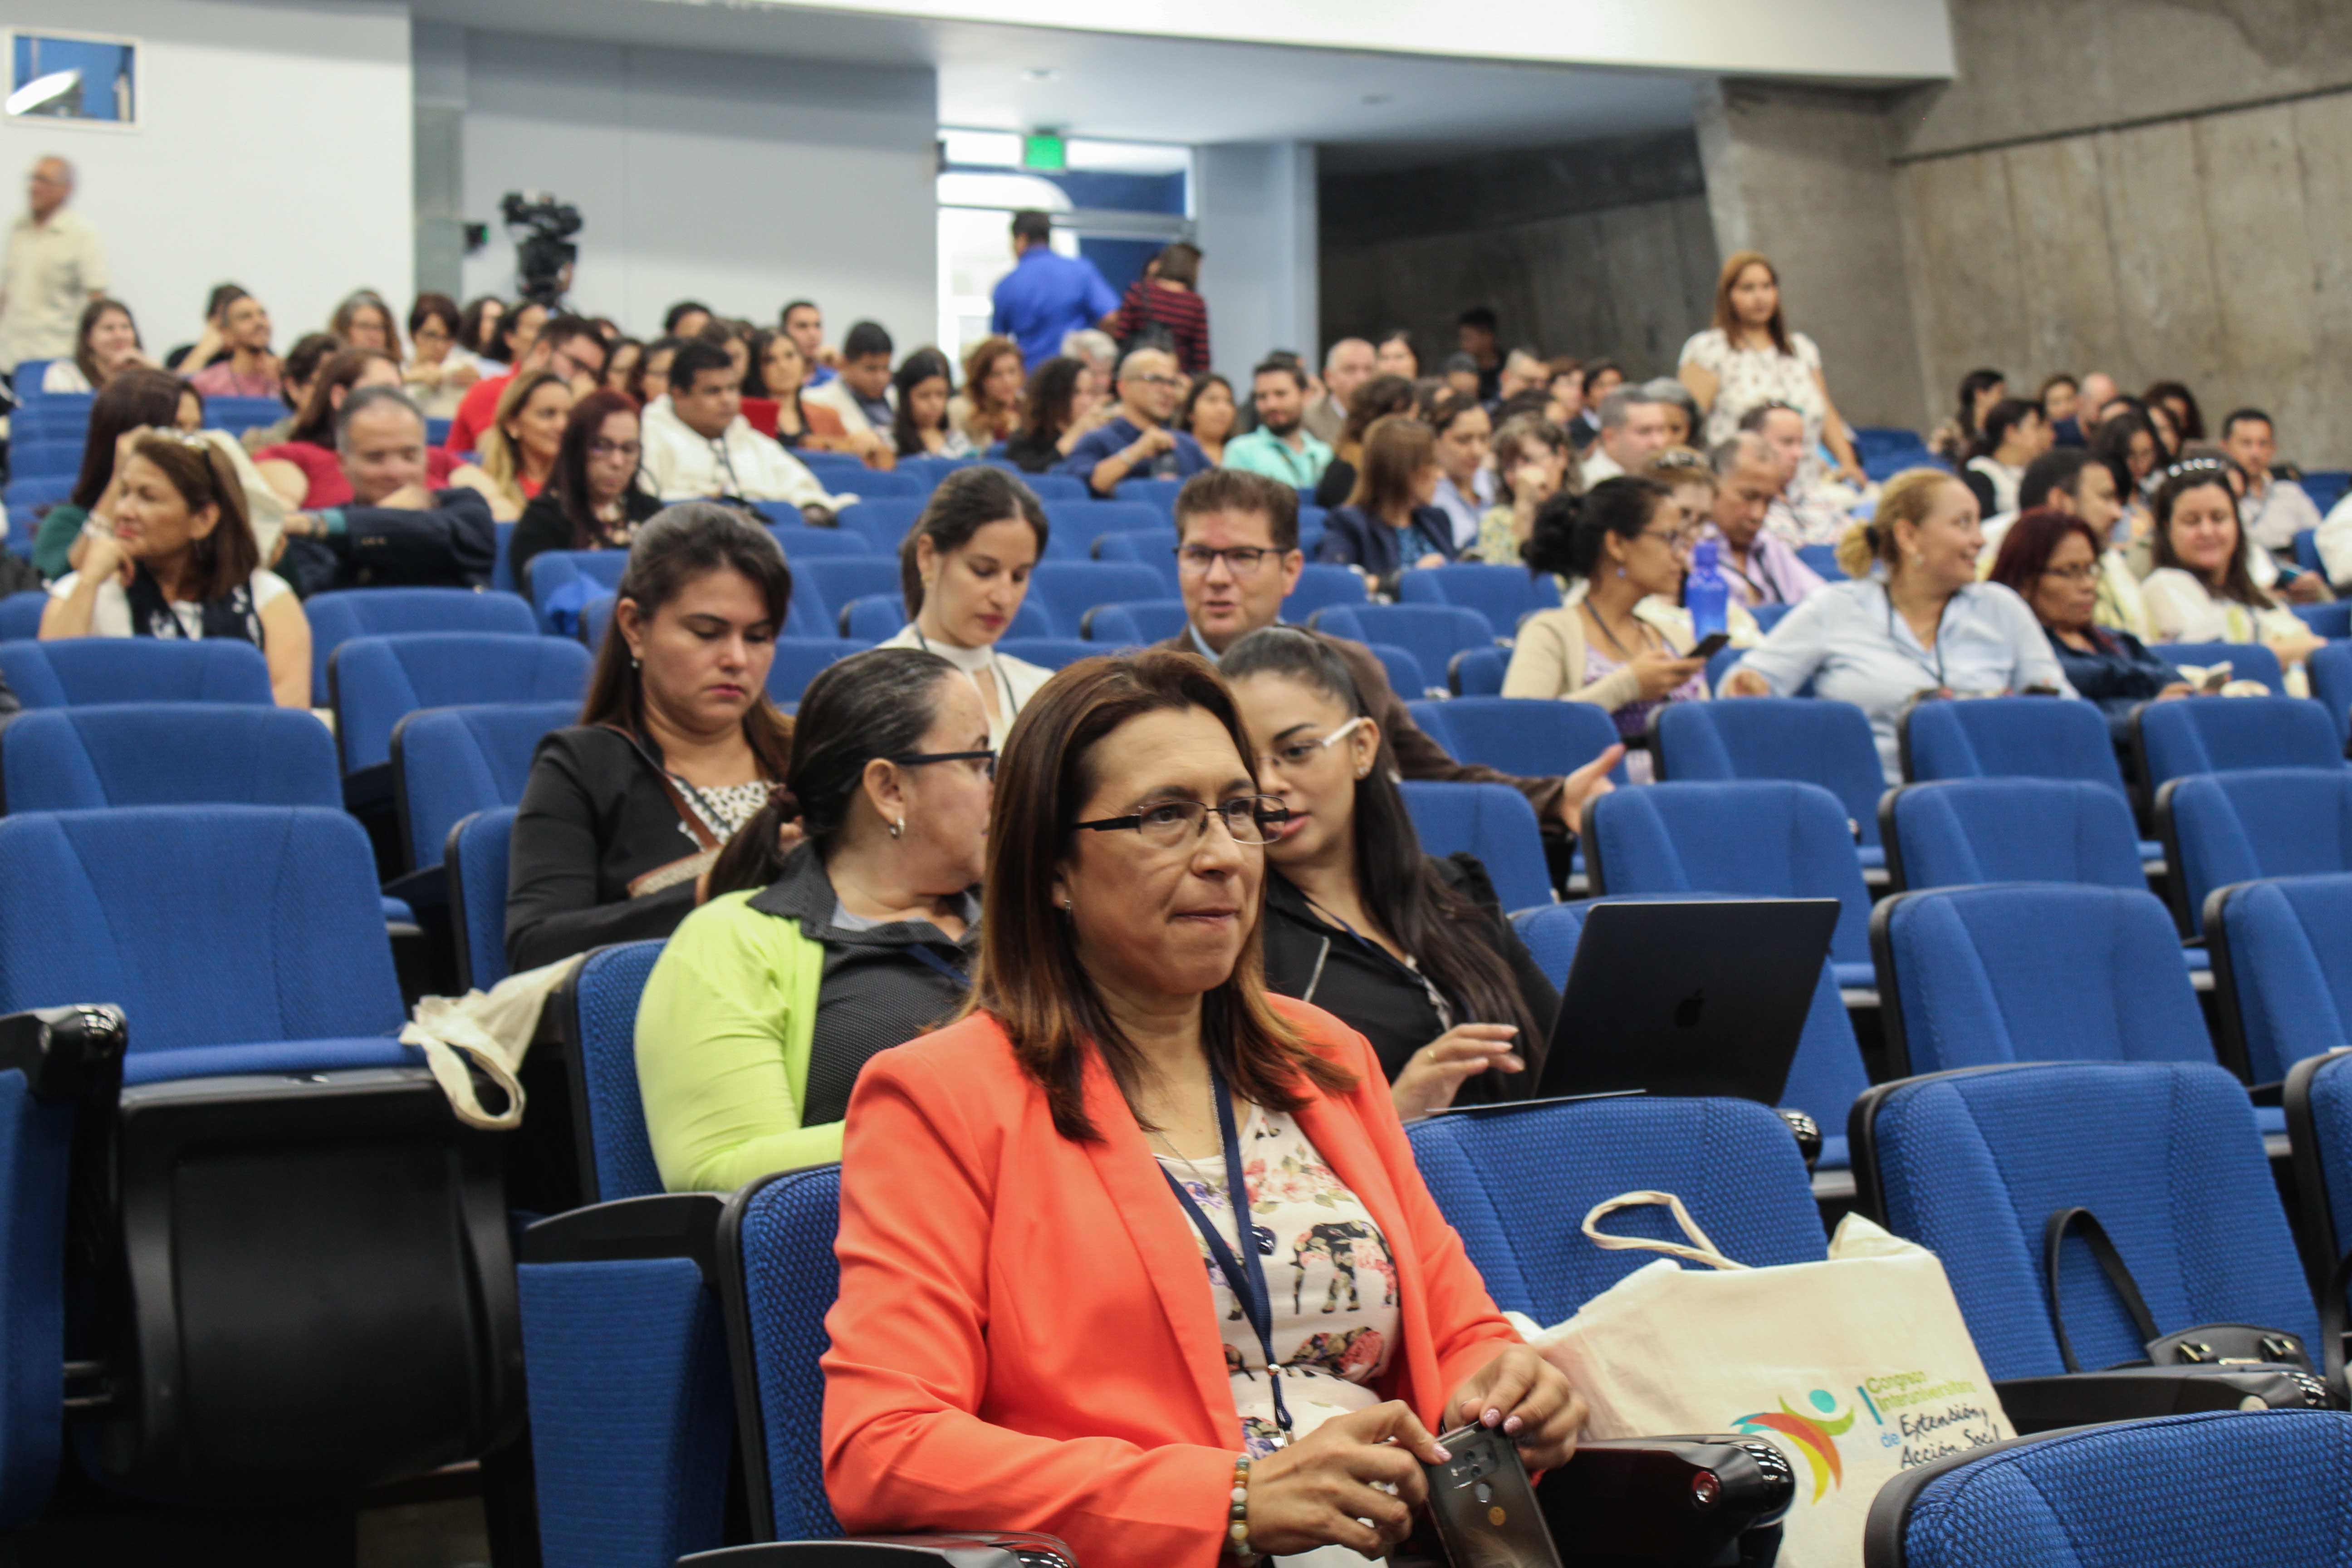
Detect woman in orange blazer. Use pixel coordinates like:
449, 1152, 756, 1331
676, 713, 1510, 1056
823, 650, 1585, 1567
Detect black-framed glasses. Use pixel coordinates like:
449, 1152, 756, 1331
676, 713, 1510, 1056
1176, 544, 1284, 578
897, 749, 996, 779
1073, 795, 1291, 848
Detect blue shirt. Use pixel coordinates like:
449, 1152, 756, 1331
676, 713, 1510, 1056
991, 248, 1121, 369
1059, 415, 1210, 496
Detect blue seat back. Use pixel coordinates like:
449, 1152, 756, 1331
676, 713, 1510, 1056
1860, 1061, 2314, 1382
390, 701, 574, 872
763, 524, 873, 560
582, 593, 616, 653
1026, 561, 1166, 636
838, 595, 904, 642
1113, 477, 1183, 517
1449, 646, 1505, 696
796, 451, 881, 491
795, 558, 906, 634
1396, 781, 1552, 913
1414, 696, 1627, 787
2161, 768, 2352, 933
1396, 564, 1560, 629
1796, 543, 1844, 579
1090, 529, 1181, 594
895, 454, 972, 492
0, 806, 403, 1065
768, 639, 867, 705
1313, 604, 1498, 692
1873, 884, 2213, 1078
0, 593, 43, 641
1885, 778, 2146, 893
726, 1166, 846, 1540
329, 633, 591, 775
1408, 1096, 1823, 1324
0, 1056, 73, 1525
2291, 1050, 2352, 1307
567, 940, 669, 1202
1587, 781, 1872, 965
1039, 501, 1163, 562
2293, 601, 2352, 640
2150, 641, 2288, 695
2214, 875, 2352, 1086
529, 552, 631, 634
1653, 699, 1888, 848
0, 704, 338, 815
1899, 696, 2128, 794
2309, 642, 2352, 750
1282, 564, 1370, 621
0, 637, 274, 708
1080, 599, 1186, 645
1514, 899, 1869, 1166
996, 638, 1095, 672
303, 588, 537, 696
449, 806, 517, 993
2136, 695, 2341, 789
996, 470, 1085, 501
834, 497, 926, 555
1363, 642, 1428, 700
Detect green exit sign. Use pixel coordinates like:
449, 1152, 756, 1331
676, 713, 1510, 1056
1022, 132, 1066, 172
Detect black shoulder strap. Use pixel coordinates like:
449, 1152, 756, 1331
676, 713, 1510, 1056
2043, 1206, 2161, 1373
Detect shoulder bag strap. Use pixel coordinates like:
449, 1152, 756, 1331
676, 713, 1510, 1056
2043, 1206, 2162, 1374
599, 722, 720, 852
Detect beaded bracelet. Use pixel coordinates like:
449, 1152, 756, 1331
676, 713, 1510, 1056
1227, 1453, 1259, 1564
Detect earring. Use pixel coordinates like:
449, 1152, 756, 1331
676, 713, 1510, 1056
1615, 566, 1627, 578
1062, 898, 1075, 914
889, 817, 904, 839
630, 655, 641, 670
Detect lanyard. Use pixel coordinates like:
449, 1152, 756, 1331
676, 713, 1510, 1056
903, 942, 969, 988
1884, 586, 1952, 688
1302, 894, 1455, 1032
1158, 1059, 1293, 1442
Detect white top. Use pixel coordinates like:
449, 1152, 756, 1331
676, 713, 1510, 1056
49, 567, 292, 639
2139, 567, 2307, 649
1679, 327, 1827, 473
39, 359, 92, 394
1965, 455, 2024, 518
0, 208, 109, 371
1580, 449, 1625, 489
2239, 475, 2323, 554
876, 623, 1052, 749
2316, 489, 2352, 588
639, 395, 851, 509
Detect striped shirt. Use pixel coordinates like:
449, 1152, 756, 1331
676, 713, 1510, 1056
1117, 279, 1210, 373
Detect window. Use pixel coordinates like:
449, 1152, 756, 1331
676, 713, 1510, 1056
8, 30, 137, 128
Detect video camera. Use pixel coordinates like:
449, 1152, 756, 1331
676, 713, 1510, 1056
501, 190, 583, 306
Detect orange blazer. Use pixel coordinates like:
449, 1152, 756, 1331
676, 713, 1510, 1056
821, 997, 1518, 1568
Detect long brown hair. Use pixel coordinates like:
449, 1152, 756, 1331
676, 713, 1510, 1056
127, 433, 260, 603
289, 347, 398, 447
1347, 415, 1436, 515
1712, 250, 1791, 356
971, 650, 1354, 1142
71, 367, 187, 511
72, 299, 139, 389
1335, 373, 1416, 466
959, 334, 1024, 440
547, 388, 644, 547
2151, 465, 2270, 609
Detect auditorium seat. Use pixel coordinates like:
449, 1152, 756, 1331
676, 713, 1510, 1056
895, 454, 973, 492
1310, 604, 1498, 693
2209, 874, 2352, 1088
327, 633, 590, 804
0, 637, 274, 708
9, 439, 81, 477
447, 805, 516, 993
1880, 778, 2147, 895
1796, 543, 1843, 579
982, 465, 1085, 500
1652, 699, 1890, 872
2157, 767, 2352, 935
527, 550, 629, 635
0, 703, 339, 816
1113, 476, 1184, 516
793, 558, 904, 637
1090, 528, 1181, 595
303, 586, 537, 697
761, 524, 873, 562
1900, 694, 2161, 860
1024, 561, 1166, 636
2284, 1046, 2352, 1310
1448, 646, 1506, 696
768, 638, 866, 705
1396, 563, 1560, 630
834, 497, 926, 556
1041, 500, 1164, 560
389, 701, 574, 876
1078, 599, 1185, 645
1280, 563, 1371, 621
2293, 601, 2352, 640
1586, 781, 1877, 990
0, 592, 42, 641
1361, 641, 1428, 700
1397, 780, 1552, 913
1406, 696, 1627, 786
2308, 642, 2352, 750
2145, 642, 2287, 697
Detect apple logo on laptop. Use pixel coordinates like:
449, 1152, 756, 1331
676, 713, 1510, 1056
1673, 989, 1705, 1029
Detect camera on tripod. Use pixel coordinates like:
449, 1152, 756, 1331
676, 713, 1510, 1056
500, 190, 583, 306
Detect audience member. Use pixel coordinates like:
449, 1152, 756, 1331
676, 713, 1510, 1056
990, 210, 1118, 370
1642, 449, 1720, 539
1962, 397, 2054, 518
636, 335, 681, 405
2222, 407, 2323, 557
1987, 509, 2188, 729
781, 299, 837, 386
819, 648, 1578, 1567
41, 430, 310, 707
1544, 360, 1586, 428
804, 320, 896, 436
444, 311, 604, 454
889, 347, 971, 459
240, 331, 342, 454
1636, 378, 1695, 450
1116, 241, 1210, 373
1580, 385, 1674, 487
710, 318, 754, 384
639, 339, 848, 516
2141, 459, 2323, 675
1061, 345, 1211, 496
602, 338, 643, 399
635, 647, 987, 1192
1476, 415, 1570, 564
1062, 327, 1118, 402
2091, 410, 2162, 506
949, 334, 1024, 449
1319, 416, 1456, 590
1224, 627, 1557, 1115
459, 295, 506, 364
1002, 354, 1109, 473
329, 291, 399, 357
1980, 446, 2148, 639
1373, 327, 1420, 379
1409, 389, 1486, 553
402, 292, 479, 417
1162, 469, 1610, 836
1721, 468, 2073, 781
1930, 367, 2007, 463
877, 466, 1053, 745
2144, 380, 2206, 442
511, 387, 661, 588
1438, 353, 1482, 402
1177, 371, 1237, 466
491, 300, 549, 377
745, 327, 855, 455
1706, 433, 1824, 608
271, 387, 496, 595
33, 366, 204, 580
1303, 337, 1372, 446
1313, 372, 1415, 510
163, 283, 247, 375
255, 348, 479, 510
2038, 372, 2079, 431
475, 368, 574, 519
186, 292, 280, 399
1677, 250, 1866, 485
1567, 362, 1622, 450
1494, 347, 1549, 405
1224, 359, 1332, 489
2053, 370, 2119, 447
2145, 400, 2184, 463
42, 297, 148, 393
1456, 305, 1503, 400
1504, 478, 1710, 779
663, 300, 712, 342
1, 156, 107, 381
1744, 402, 1848, 546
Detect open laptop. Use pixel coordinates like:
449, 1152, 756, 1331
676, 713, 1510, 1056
1534, 898, 1841, 1105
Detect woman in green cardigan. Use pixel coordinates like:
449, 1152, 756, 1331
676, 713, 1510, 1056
635, 646, 994, 1191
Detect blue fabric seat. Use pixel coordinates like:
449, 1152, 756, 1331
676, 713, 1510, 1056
986, 468, 1084, 501
1899, 695, 2129, 791
1514, 900, 1870, 1170
1882, 778, 2147, 893
835, 594, 1049, 644
1865, 1408, 2352, 1568
2309, 641, 2352, 750
2293, 601, 2352, 640
1449, 646, 1505, 696
1078, 599, 1186, 645
834, 497, 926, 556
2157, 767, 2352, 935
1089, 528, 1181, 596
448, 805, 517, 993
1362, 642, 1428, 700
768, 638, 867, 705
1397, 780, 1552, 913
1281, 564, 1370, 622
2211, 875, 2352, 1087
1025, 561, 1166, 637
2285, 1047, 2352, 1318
0, 592, 43, 641
896, 454, 973, 492
995, 638, 1096, 672
794, 558, 905, 637
761, 523, 875, 559
1653, 698, 1889, 870
1854, 1061, 2314, 1384
328, 633, 591, 778
1396, 564, 1560, 630
1587, 781, 1877, 990
528, 551, 630, 636
0, 637, 274, 708
1040, 500, 1164, 561
0, 703, 338, 815
1406, 696, 1627, 787
2148, 640, 2287, 695
303, 587, 536, 696
1112, 476, 1184, 517
389, 701, 574, 874
1311, 605, 1499, 695
2133, 694, 2341, 793
719, 1166, 848, 1539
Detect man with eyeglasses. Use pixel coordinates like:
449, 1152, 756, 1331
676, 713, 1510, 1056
1156, 470, 1618, 842
1743, 402, 1846, 548
1061, 345, 1212, 497
274, 385, 495, 594
444, 312, 608, 455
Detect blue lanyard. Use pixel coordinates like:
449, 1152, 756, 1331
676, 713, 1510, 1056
902, 942, 968, 988
1158, 1058, 1292, 1441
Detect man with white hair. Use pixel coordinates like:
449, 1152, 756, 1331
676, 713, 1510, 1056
0, 156, 108, 379
1303, 337, 1372, 445
1579, 385, 1676, 487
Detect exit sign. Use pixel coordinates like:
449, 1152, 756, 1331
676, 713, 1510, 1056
1022, 132, 1066, 172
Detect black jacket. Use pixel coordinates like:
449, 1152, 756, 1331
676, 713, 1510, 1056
279, 486, 499, 596
1315, 503, 1458, 591
511, 485, 663, 595
1260, 855, 1558, 1106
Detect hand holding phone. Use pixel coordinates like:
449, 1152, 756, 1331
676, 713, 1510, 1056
1417, 1425, 1564, 1568
1690, 631, 1731, 661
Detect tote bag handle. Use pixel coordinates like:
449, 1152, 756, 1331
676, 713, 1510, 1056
1582, 1191, 1749, 1272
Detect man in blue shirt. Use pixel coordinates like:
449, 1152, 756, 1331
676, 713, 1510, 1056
991, 210, 1119, 370
1059, 345, 1210, 496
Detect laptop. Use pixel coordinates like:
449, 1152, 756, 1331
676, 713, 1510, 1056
1534, 898, 1841, 1105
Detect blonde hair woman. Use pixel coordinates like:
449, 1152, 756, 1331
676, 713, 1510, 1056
477, 369, 574, 520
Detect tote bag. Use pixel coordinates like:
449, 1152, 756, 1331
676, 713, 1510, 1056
1520, 1192, 2013, 1568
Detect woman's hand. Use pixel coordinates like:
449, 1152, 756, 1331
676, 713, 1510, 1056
2268, 630, 2326, 668
1413, 551, 1449, 571
1628, 648, 1704, 700
1392, 1024, 1524, 1121
446, 358, 480, 390
1243, 1400, 1446, 1560
1720, 667, 1773, 698
81, 530, 131, 588
2282, 572, 2328, 605
1448, 1343, 1589, 1471
1555, 743, 1623, 838
2156, 681, 2195, 701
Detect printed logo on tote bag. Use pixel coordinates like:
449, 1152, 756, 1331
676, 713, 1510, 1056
1731, 1372, 2004, 1508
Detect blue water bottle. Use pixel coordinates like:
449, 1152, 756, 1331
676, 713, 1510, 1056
1686, 538, 1730, 641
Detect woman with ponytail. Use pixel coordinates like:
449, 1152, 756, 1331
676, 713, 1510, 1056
634, 646, 994, 1192
1720, 467, 2074, 781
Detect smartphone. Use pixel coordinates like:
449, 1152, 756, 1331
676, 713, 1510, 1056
1690, 631, 1732, 662
1417, 1425, 1564, 1568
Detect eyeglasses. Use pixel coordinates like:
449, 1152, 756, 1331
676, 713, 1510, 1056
1176, 544, 1287, 578
588, 439, 643, 460
1636, 527, 1698, 554
1256, 716, 1368, 774
1073, 795, 1292, 848
550, 343, 607, 381
2039, 563, 2101, 583
897, 749, 996, 780
1129, 373, 1187, 390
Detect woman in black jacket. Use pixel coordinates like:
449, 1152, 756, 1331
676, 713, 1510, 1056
1222, 626, 1557, 1119
1314, 414, 1458, 597
505, 502, 794, 971
510, 388, 664, 593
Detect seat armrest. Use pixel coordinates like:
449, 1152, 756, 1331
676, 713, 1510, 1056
521, 1192, 725, 1284
1536, 1435, 1795, 1565
679, 1534, 1075, 1567
0, 1004, 126, 1101
1994, 1365, 2333, 1433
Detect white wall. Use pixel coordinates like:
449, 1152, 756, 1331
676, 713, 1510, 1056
1, 0, 412, 356
1195, 141, 1317, 371
455, 29, 937, 348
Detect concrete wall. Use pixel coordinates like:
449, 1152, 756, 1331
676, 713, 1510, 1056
1195, 142, 1318, 372
1317, 133, 1718, 379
